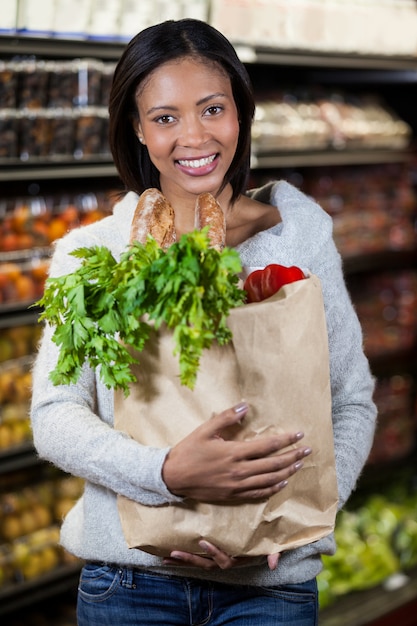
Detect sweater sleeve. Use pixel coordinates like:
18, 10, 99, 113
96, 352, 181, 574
30, 230, 182, 507
309, 224, 377, 510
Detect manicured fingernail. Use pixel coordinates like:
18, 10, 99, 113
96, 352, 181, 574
233, 402, 248, 414
303, 447, 312, 456
294, 461, 304, 470
278, 480, 288, 489
168, 552, 184, 561
295, 432, 304, 440
199, 540, 211, 552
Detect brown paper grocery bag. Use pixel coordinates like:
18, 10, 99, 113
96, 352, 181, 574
115, 274, 338, 557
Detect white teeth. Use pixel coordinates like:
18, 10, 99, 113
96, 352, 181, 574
178, 155, 216, 168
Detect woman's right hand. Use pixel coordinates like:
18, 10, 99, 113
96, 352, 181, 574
162, 402, 312, 502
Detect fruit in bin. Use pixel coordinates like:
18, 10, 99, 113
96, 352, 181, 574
32, 503, 53, 529
1, 514, 23, 541
47, 217, 68, 243
60, 205, 80, 227
0, 424, 14, 450
54, 497, 76, 521
0, 338, 13, 362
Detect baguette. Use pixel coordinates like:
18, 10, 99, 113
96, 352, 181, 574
195, 193, 226, 251
130, 188, 176, 248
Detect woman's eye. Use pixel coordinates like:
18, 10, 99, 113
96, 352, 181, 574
205, 105, 223, 116
155, 115, 175, 124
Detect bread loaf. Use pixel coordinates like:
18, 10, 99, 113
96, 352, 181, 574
130, 188, 176, 248
195, 193, 226, 251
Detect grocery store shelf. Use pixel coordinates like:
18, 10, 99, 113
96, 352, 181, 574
0, 444, 40, 475
0, 35, 126, 60
250, 148, 412, 169
343, 249, 417, 275
235, 44, 417, 71
0, 148, 411, 183
0, 160, 119, 182
0, 563, 81, 616
2, 35, 417, 71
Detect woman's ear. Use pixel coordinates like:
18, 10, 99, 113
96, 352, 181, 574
132, 118, 145, 145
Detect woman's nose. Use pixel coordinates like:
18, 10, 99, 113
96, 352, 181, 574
180, 116, 209, 146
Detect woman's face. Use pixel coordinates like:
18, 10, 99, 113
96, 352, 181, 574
134, 57, 240, 202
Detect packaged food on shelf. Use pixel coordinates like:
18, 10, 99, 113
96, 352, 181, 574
73, 107, 109, 159
0, 61, 18, 108
1, 57, 115, 112
0, 250, 50, 309
47, 59, 104, 108
349, 270, 417, 358
0, 109, 19, 158
252, 95, 332, 153
368, 374, 416, 465
251, 92, 412, 155
17, 59, 49, 109
19, 109, 56, 160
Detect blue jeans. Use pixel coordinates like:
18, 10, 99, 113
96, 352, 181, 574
77, 563, 318, 625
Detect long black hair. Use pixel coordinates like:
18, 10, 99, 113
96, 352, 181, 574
108, 19, 255, 201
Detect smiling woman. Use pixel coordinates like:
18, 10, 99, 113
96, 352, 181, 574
30, 17, 377, 626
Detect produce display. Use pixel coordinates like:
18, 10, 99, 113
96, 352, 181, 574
0, 475, 83, 588
318, 479, 417, 609
349, 270, 417, 359
368, 374, 416, 465
0, 323, 41, 362
302, 163, 417, 259
0, 252, 50, 309
0, 191, 114, 253
0, 356, 33, 451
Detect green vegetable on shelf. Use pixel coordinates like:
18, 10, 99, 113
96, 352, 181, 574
35, 228, 246, 395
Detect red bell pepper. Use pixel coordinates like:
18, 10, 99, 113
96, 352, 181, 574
244, 264, 305, 303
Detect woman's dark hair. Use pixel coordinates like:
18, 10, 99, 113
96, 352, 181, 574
108, 19, 255, 202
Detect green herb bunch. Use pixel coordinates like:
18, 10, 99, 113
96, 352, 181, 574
36, 228, 245, 395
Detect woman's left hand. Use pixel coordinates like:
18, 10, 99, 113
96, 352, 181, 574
163, 540, 280, 571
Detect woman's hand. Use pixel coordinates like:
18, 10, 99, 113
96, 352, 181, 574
162, 402, 312, 502
163, 540, 281, 571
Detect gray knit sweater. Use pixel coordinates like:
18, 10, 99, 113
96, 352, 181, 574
30, 180, 377, 586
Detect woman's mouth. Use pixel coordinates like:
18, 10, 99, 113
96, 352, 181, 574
176, 154, 218, 175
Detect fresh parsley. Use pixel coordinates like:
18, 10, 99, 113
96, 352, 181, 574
36, 228, 245, 395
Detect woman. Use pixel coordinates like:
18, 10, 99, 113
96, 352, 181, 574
31, 18, 377, 626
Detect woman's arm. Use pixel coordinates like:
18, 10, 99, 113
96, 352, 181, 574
314, 237, 377, 509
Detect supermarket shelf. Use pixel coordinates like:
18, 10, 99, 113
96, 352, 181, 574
343, 249, 417, 275
0, 35, 126, 60
0, 149, 411, 183
2, 35, 417, 71
0, 562, 82, 616
250, 148, 412, 169
0, 160, 119, 182
0, 444, 40, 475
